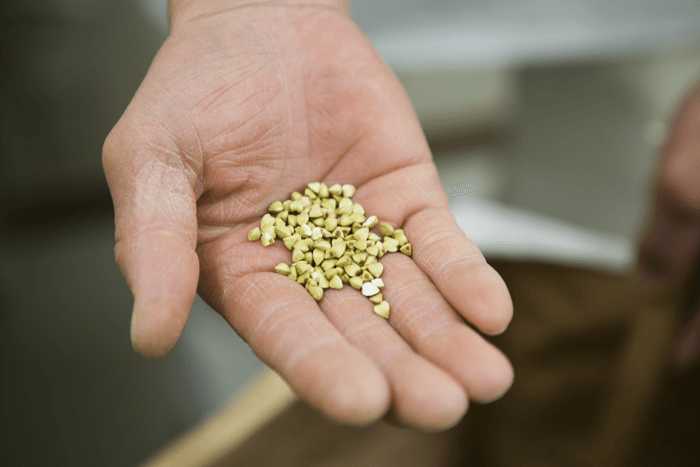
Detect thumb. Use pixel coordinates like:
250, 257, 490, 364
103, 121, 200, 359
638, 81, 700, 285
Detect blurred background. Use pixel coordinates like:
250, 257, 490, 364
1, 0, 700, 465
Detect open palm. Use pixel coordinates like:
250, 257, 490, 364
103, 3, 513, 430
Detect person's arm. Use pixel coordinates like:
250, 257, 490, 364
638, 81, 700, 371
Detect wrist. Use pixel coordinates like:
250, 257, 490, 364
168, 0, 349, 29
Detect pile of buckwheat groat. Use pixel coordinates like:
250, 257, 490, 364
248, 182, 412, 319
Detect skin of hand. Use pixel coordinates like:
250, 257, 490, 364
103, 0, 514, 431
638, 80, 700, 373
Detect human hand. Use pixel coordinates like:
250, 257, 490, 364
103, 0, 513, 430
638, 80, 700, 372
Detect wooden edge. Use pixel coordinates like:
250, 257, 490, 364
141, 368, 298, 467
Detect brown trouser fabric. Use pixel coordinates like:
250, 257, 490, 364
216, 260, 695, 467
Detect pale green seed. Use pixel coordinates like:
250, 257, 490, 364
374, 301, 390, 318
308, 285, 324, 301
261, 226, 276, 240
361, 271, 373, 282
324, 217, 338, 231
269, 201, 284, 213
308, 205, 323, 218
275, 225, 292, 239
319, 276, 330, 289
394, 233, 408, 246
340, 273, 350, 283
336, 255, 351, 268
304, 188, 317, 199
351, 212, 366, 224
329, 184, 343, 196
248, 227, 261, 241
354, 239, 367, 251
325, 267, 339, 279
313, 249, 324, 266
291, 191, 302, 201
305, 251, 313, 263
297, 212, 310, 226
321, 259, 337, 271
342, 184, 356, 197
319, 183, 329, 198
400, 243, 412, 256
383, 237, 399, 252
354, 227, 369, 242
315, 240, 331, 251
371, 278, 384, 289
344, 263, 361, 277
363, 216, 378, 229
293, 240, 309, 252
366, 244, 379, 256
261, 214, 275, 229
292, 248, 305, 263
330, 242, 346, 259
275, 263, 290, 275
329, 275, 343, 289
368, 232, 381, 242
288, 266, 298, 280
295, 261, 310, 274
307, 182, 321, 193
379, 222, 394, 240
277, 210, 289, 222
380, 223, 394, 237
287, 214, 297, 227
369, 293, 383, 304
339, 214, 353, 226
312, 267, 324, 280
338, 201, 353, 216
352, 252, 367, 264
289, 200, 303, 213
322, 198, 336, 210
349, 276, 363, 289
284, 235, 298, 250
297, 272, 310, 284
261, 232, 275, 246
367, 262, 383, 278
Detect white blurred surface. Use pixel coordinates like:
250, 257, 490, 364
352, 0, 700, 71
450, 195, 634, 272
